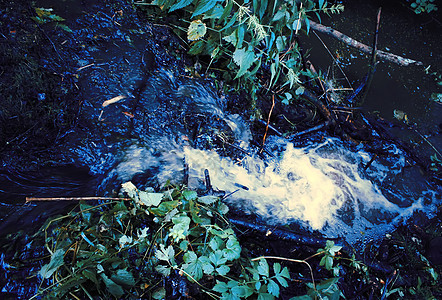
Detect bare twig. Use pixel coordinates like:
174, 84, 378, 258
262, 94, 276, 148
309, 20, 423, 66
26, 197, 131, 202
360, 8, 382, 105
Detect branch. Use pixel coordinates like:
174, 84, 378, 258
309, 20, 423, 67
26, 197, 131, 202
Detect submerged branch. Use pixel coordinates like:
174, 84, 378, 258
309, 20, 423, 67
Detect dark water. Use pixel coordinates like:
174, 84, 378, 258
303, 0, 442, 156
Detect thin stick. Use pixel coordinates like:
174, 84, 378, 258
360, 8, 382, 105
26, 197, 131, 202
309, 20, 422, 66
262, 93, 276, 148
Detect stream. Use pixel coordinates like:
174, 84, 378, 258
0, 0, 441, 297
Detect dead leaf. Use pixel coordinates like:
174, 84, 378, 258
102, 95, 126, 107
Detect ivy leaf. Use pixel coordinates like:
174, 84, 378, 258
209, 236, 223, 251
139, 191, 163, 207
39, 249, 65, 279
183, 190, 198, 201
197, 195, 218, 205
149, 200, 179, 216
233, 48, 256, 79
169, 0, 194, 12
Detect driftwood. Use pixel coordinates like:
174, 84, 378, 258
309, 20, 423, 67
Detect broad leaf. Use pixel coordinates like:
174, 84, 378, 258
169, 0, 194, 12
187, 20, 207, 41
139, 191, 163, 207
39, 249, 65, 279
233, 48, 255, 79
101, 273, 124, 298
192, 0, 219, 17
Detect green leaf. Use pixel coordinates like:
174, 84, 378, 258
325, 256, 333, 270
210, 250, 227, 266
257, 258, 269, 277
139, 191, 163, 207
152, 287, 166, 299
149, 200, 179, 216
197, 195, 218, 205
224, 236, 241, 260
183, 190, 198, 201
188, 40, 206, 55
121, 181, 138, 199
216, 264, 230, 276
257, 293, 275, 300
56, 23, 72, 33
155, 244, 175, 262
192, 0, 220, 17
233, 47, 256, 79
169, 0, 194, 12
82, 269, 99, 287
218, 0, 233, 23
170, 214, 191, 241
200, 256, 215, 275
267, 279, 280, 297
39, 249, 65, 279
111, 269, 136, 287
187, 20, 207, 41
101, 273, 124, 298
213, 280, 229, 293
223, 29, 239, 47
155, 265, 171, 276
183, 252, 204, 281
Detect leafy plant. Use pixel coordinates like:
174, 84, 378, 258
32, 183, 297, 299
137, 0, 343, 115
410, 0, 438, 14
32, 7, 72, 32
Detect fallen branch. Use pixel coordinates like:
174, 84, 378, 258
309, 20, 423, 67
26, 197, 131, 202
